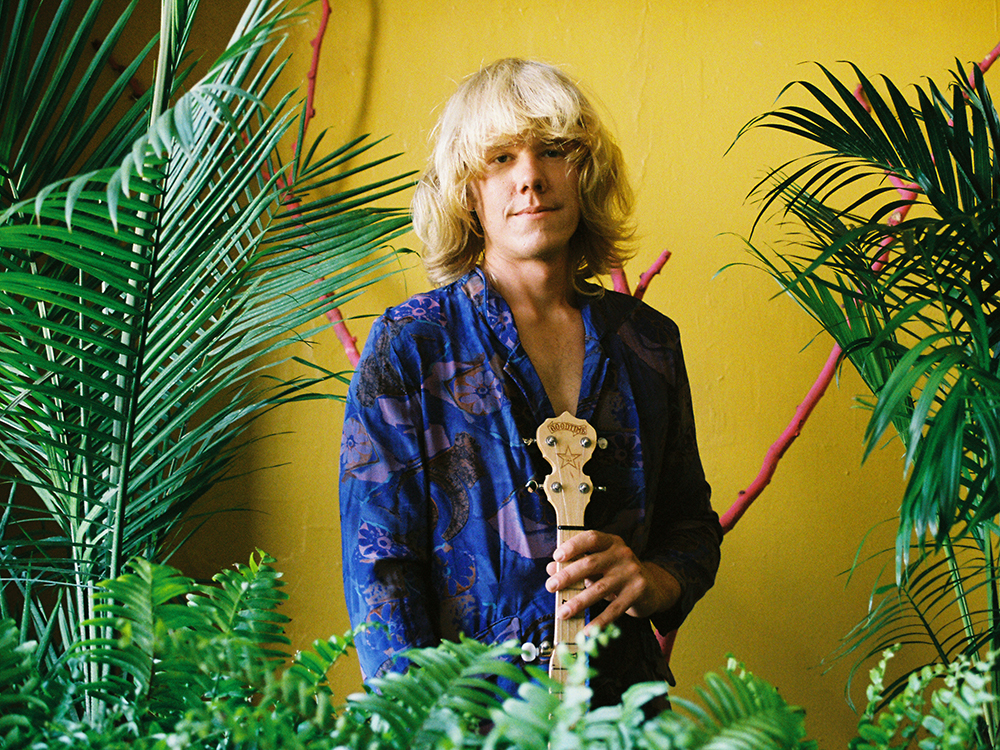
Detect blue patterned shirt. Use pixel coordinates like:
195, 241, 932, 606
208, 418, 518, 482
339, 269, 721, 702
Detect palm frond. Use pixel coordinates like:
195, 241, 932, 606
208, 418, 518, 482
830, 539, 997, 711
0, 0, 412, 675
740, 62, 1000, 560
0, 0, 165, 205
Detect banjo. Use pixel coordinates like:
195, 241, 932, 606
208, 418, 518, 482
534, 411, 600, 686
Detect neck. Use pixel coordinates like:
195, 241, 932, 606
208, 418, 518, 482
481, 253, 577, 314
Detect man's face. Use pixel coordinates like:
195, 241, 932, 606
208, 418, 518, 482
468, 135, 581, 266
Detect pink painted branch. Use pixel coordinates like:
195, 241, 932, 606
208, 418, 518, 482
325, 305, 361, 367
653, 628, 677, 672
974, 40, 1000, 82
633, 249, 672, 301
303, 0, 331, 136
610, 247, 671, 297
721, 343, 841, 533
296, 0, 361, 364
94, 43, 147, 99
610, 267, 631, 294
886, 175, 919, 201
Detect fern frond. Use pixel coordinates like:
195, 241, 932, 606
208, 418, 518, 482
344, 636, 527, 749
0, 618, 46, 740
654, 660, 815, 750
284, 628, 356, 691
77, 558, 211, 716
187, 549, 290, 661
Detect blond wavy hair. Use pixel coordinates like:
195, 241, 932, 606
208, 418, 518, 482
411, 58, 635, 287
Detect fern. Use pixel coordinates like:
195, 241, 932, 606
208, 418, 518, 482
633, 660, 814, 750
187, 549, 291, 660
77, 557, 211, 715
342, 636, 530, 749
0, 618, 46, 743
286, 629, 357, 690
850, 648, 997, 750
0, 556, 833, 749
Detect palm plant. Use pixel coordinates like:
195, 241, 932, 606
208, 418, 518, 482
0, 0, 411, 684
738, 58, 1000, 738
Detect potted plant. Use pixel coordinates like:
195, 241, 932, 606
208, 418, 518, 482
0, 0, 411, 697
738, 54, 1000, 746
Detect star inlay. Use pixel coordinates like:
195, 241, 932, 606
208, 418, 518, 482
557, 447, 582, 469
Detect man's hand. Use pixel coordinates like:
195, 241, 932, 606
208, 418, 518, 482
544, 530, 681, 632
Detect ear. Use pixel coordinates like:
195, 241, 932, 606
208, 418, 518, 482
465, 181, 483, 214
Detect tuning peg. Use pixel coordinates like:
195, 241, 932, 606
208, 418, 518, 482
525, 479, 538, 493
523, 437, 536, 446
597, 437, 608, 449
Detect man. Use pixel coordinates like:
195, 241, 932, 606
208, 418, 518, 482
339, 58, 721, 705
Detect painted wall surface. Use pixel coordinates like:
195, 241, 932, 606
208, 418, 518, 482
168, 1, 999, 747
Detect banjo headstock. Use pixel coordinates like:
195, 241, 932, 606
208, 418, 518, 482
535, 412, 598, 535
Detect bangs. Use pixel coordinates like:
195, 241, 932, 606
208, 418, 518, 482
435, 60, 595, 186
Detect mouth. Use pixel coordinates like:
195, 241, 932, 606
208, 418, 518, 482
514, 205, 557, 216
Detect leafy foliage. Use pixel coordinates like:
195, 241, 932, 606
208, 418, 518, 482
829, 539, 999, 708
850, 647, 997, 750
738, 56, 1000, 746
0, 0, 411, 683
739, 61, 1000, 564
0, 553, 821, 750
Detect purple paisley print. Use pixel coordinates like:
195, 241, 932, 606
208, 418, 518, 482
339, 268, 721, 705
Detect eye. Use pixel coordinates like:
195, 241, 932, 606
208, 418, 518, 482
493, 153, 512, 164
541, 143, 568, 158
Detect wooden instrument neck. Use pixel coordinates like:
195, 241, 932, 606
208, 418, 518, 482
535, 412, 598, 688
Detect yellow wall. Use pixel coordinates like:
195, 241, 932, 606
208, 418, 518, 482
171, 2, 999, 747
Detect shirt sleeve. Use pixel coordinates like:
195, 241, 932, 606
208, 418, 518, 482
339, 313, 437, 679
643, 328, 722, 636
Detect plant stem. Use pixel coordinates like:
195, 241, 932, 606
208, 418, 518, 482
108, 0, 176, 581
985, 532, 999, 747
943, 536, 976, 654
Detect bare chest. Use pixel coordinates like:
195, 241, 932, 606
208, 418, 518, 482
516, 311, 585, 417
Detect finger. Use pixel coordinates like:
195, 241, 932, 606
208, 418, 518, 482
558, 572, 630, 620
546, 552, 604, 593
582, 581, 643, 631
553, 530, 612, 563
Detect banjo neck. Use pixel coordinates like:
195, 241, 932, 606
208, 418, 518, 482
535, 412, 598, 687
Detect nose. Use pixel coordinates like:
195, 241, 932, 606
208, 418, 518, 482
516, 152, 546, 193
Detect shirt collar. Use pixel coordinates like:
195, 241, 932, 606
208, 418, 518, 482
460, 267, 626, 422
462, 267, 520, 352
462, 266, 636, 351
